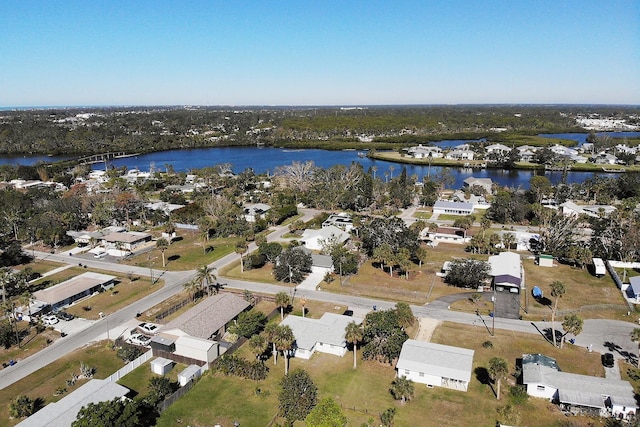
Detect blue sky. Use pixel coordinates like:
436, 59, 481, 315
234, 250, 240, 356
1, 0, 638, 107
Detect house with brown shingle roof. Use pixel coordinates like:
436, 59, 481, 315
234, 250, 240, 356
161, 293, 251, 341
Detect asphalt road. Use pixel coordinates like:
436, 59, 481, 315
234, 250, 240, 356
1, 207, 637, 389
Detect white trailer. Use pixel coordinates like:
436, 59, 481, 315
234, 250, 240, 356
592, 258, 606, 277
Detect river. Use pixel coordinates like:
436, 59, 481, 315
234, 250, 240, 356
1, 132, 638, 189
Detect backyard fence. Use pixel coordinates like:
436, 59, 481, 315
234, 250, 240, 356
105, 350, 153, 382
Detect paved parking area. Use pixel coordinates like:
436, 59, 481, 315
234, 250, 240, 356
494, 291, 521, 319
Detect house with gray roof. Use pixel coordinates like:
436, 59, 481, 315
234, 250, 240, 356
16, 379, 130, 427
300, 225, 350, 251
396, 339, 474, 391
162, 293, 250, 341
523, 353, 637, 419
243, 203, 271, 222
280, 312, 363, 359
33, 272, 116, 311
432, 200, 474, 216
626, 276, 640, 303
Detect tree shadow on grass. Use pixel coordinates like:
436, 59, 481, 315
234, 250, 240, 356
475, 367, 496, 397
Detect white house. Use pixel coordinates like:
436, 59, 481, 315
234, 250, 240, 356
488, 251, 522, 292
33, 272, 116, 311
407, 145, 443, 159
300, 225, 350, 251
485, 143, 512, 154
322, 212, 354, 232
16, 379, 130, 427
395, 340, 474, 392
523, 354, 637, 419
280, 313, 363, 359
432, 200, 474, 216
462, 177, 493, 195
445, 149, 475, 160
243, 203, 271, 222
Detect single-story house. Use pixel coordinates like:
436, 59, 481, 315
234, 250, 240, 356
243, 203, 271, 222
488, 251, 522, 291
445, 149, 475, 161
300, 225, 350, 251
462, 177, 493, 195
100, 231, 152, 252
560, 201, 617, 219
145, 201, 185, 215
16, 379, 130, 427
161, 293, 250, 341
66, 226, 126, 246
280, 313, 363, 360
432, 201, 474, 216
485, 143, 512, 154
424, 226, 470, 244
523, 353, 637, 419
396, 340, 474, 392
33, 272, 116, 311
407, 145, 443, 159
322, 212, 354, 232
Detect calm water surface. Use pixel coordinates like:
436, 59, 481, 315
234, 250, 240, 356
1, 132, 639, 189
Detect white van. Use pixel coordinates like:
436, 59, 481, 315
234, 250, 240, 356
94, 251, 108, 259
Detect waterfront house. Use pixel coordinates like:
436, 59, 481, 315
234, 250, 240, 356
462, 177, 493, 194
485, 143, 512, 154
407, 145, 443, 159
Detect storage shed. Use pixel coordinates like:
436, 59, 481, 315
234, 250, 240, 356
538, 254, 554, 268
151, 357, 174, 376
178, 364, 202, 386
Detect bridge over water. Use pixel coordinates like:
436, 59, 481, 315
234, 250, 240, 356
78, 152, 140, 165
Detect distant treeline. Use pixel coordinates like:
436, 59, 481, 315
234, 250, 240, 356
1, 105, 638, 156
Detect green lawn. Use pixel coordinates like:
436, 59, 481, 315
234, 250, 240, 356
0, 341, 123, 427
156, 319, 608, 427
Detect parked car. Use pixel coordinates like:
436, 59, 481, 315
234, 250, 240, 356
94, 251, 108, 259
137, 322, 159, 335
127, 333, 151, 347
42, 315, 59, 325
55, 311, 75, 321
602, 353, 615, 368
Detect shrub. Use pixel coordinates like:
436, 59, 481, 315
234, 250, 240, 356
212, 355, 268, 381
117, 344, 143, 363
508, 385, 529, 405
482, 340, 494, 349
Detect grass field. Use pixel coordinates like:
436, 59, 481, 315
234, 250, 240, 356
0, 341, 123, 427
155, 319, 611, 427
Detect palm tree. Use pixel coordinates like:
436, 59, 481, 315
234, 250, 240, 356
480, 218, 491, 239
345, 321, 363, 369
156, 238, 169, 267
264, 322, 279, 365
17, 291, 34, 318
195, 265, 217, 296
275, 292, 290, 321
561, 314, 583, 349
501, 233, 516, 251
248, 334, 268, 361
488, 357, 509, 400
275, 325, 295, 374
235, 241, 248, 273
390, 376, 415, 404
395, 302, 415, 329
550, 281, 566, 347
183, 279, 200, 302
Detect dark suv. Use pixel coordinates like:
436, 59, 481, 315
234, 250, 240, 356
55, 311, 75, 321
602, 353, 614, 368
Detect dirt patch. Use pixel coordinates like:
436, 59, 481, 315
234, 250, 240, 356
414, 317, 441, 342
